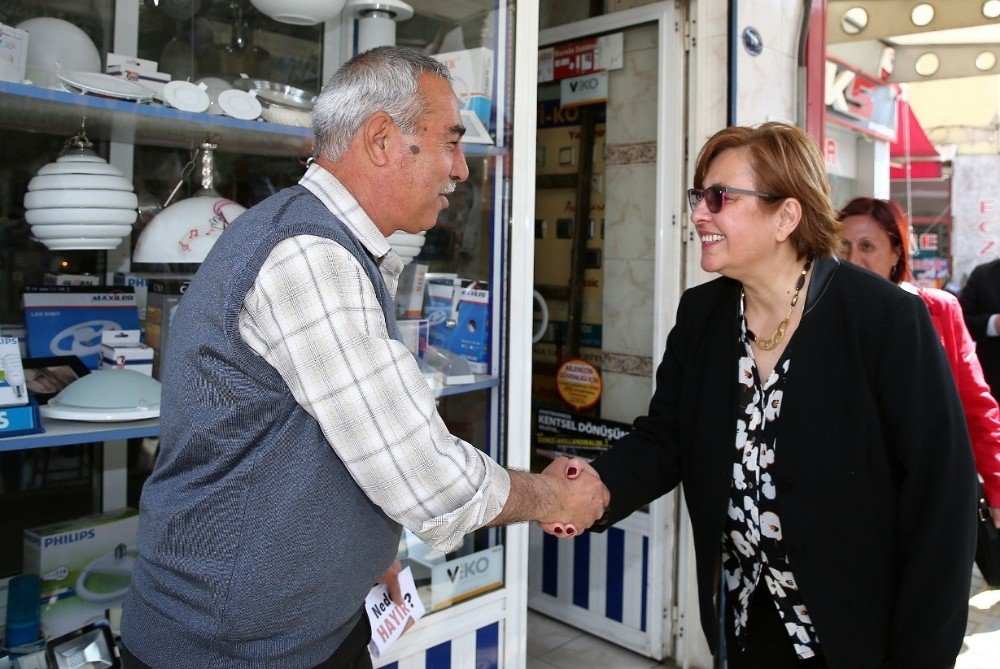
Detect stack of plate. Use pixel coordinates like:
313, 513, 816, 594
24, 149, 138, 251
387, 231, 427, 266
233, 77, 314, 127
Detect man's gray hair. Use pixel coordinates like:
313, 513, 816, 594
313, 46, 452, 161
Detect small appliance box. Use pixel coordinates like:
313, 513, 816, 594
448, 286, 490, 373
23, 508, 139, 640
114, 272, 195, 322
397, 319, 429, 360
432, 48, 494, 127
100, 329, 154, 376
0, 336, 28, 406
0, 23, 28, 84
22, 286, 141, 370
395, 262, 428, 319
145, 278, 191, 380
44, 273, 101, 287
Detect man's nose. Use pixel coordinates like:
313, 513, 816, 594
452, 146, 470, 183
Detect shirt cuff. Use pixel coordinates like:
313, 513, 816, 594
988, 314, 1000, 337
414, 461, 511, 553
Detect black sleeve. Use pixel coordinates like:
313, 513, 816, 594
959, 265, 992, 340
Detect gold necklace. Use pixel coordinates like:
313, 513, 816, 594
746, 256, 813, 351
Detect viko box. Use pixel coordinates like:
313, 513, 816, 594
23, 508, 139, 640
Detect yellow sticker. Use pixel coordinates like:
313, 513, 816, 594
555, 358, 602, 411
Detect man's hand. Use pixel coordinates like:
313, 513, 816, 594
538, 457, 609, 538
377, 558, 404, 605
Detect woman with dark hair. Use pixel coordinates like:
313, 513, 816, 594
545, 123, 976, 668
840, 196, 1000, 527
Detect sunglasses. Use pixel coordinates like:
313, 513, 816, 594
687, 185, 780, 213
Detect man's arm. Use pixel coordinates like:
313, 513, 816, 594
489, 462, 608, 534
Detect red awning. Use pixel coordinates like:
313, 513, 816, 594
890, 98, 941, 179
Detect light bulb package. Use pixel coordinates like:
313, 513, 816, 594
23, 508, 139, 640
0, 336, 28, 406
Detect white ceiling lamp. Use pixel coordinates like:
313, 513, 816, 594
133, 142, 246, 266
346, 0, 414, 53
23, 129, 138, 251
248, 0, 348, 26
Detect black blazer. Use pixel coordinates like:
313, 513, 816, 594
591, 257, 976, 669
960, 258, 1000, 399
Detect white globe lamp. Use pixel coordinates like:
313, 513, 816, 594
248, 0, 348, 26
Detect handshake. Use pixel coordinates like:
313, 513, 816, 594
537, 457, 610, 538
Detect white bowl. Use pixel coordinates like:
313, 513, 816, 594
31, 224, 134, 239
37, 162, 124, 177
249, 0, 347, 25
39, 368, 161, 421
25, 207, 137, 226
41, 238, 124, 251
16, 17, 101, 88
24, 189, 138, 209
28, 173, 134, 192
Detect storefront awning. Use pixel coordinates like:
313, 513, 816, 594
890, 98, 941, 179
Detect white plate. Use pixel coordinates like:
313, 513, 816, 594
58, 70, 155, 101
26, 207, 137, 226
40, 238, 125, 251
37, 162, 123, 177
28, 173, 133, 192
24, 189, 138, 209
39, 401, 159, 422
217, 89, 262, 120
163, 80, 210, 113
31, 224, 133, 239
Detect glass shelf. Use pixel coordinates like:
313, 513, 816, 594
0, 81, 506, 158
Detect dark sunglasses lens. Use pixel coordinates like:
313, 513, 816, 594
687, 189, 701, 210
705, 187, 723, 213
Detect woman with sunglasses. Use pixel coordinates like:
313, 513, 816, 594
543, 123, 975, 668
839, 196, 1000, 529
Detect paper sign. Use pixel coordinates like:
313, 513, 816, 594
365, 567, 424, 658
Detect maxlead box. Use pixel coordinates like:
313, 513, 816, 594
432, 48, 494, 127
24, 508, 139, 640
23, 286, 141, 370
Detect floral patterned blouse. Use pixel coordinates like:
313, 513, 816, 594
721, 296, 821, 659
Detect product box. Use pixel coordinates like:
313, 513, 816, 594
114, 272, 195, 322
447, 286, 490, 374
395, 263, 428, 319
145, 279, 190, 380
100, 330, 153, 377
105, 53, 159, 72
0, 23, 28, 84
432, 48, 494, 127
44, 273, 101, 287
23, 508, 139, 640
423, 274, 461, 349
105, 64, 171, 97
0, 336, 28, 407
23, 286, 141, 370
397, 319, 429, 360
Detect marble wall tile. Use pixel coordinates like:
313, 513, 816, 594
742, 0, 800, 60
601, 370, 653, 424
622, 21, 657, 53
604, 141, 656, 166
603, 351, 654, 377
607, 43, 658, 145
737, 47, 797, 125
602, 258, 655, 356
604, 163, 656, 261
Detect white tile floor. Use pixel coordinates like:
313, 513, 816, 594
526, 610, 676, 669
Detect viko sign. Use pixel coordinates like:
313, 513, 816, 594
430, 545, 504, 610
560, 71, 609, 108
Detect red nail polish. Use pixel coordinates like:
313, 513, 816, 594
567, 466, 578, 477
554, 526, 563, 534
566, 527, 576, 535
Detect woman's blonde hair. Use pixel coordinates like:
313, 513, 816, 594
693, 122, 841, 259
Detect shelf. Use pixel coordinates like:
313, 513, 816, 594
0, 81, 507, 158
0, 417, 159, 452
436, 374, 501, 397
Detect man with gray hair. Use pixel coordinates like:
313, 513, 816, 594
119, 46, 607, 669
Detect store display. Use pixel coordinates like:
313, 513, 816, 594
21, 355, 90, 406
0, 338, 27, 406
432, 48, 495, 127
144, 279, 192, 380
38, 368, 161, 422
346, 0, 414, 53
232, 77, 316, 110
23, 131, 138, 251
260, 104, 312, 127
0, 23, 29, 83
57, 70, 155, 101
162, 80, 211, 113
45, 620, 120, 669
100, 330, 154, 377
5, 574, 41, 651
249, 0, 348, 26
387, 230, 426, 265
15, 17, 101, 88
217, 88, 262, 120
194, 76, 230, 115
133, 143, 246, 264
105, 64, 172, 98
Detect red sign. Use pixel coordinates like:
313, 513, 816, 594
553, 38, 599, 81
918, 233, 938, 252
824, 138, 838, 166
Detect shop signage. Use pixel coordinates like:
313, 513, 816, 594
824, 138, 838, 167
918, 232, 939, 252
978, 198, 997, 257
430, 545, 503, 611
560, 71, 609, 108
535, 407, 631, 460
539, 33, 623, 83
556, 358, 602, 410
824, 57, 897, 141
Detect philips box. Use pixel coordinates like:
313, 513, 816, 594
23, 286, 141, 370
432, 48, 494, 127
0, 336, 28, 407
23, 508, 139, 640
447, 286, 490, 374
100, 329, 153, 377
114, 272, 195, 322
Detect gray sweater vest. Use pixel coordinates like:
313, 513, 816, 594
121, 185, 403, 668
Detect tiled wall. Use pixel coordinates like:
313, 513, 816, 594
734, 0, 805, 125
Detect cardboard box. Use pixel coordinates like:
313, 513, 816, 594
24, 508, 139, 640
432, 48, 494, 127
0, 336, 28, 407
447, 286, 490, 374
44, 273, 101, 287
395, 262, 428, 319
22, 286, 141, 370
100, 330, 153, 377
105, 65, 171, 97
114, 272, 195, 322
145, 279, 190, 380
397, 319, 429, 360
105, 53, 159, 72
424, 276, 460, 349
0, 23, 28, 83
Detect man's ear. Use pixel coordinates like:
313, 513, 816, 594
362, 111, 395, 166
775, 197, 802, 243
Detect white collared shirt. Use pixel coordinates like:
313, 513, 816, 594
237, 164, 510, 552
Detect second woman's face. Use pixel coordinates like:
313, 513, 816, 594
839, 214, 900, 282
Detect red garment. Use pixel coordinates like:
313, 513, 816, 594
916, 285, 1000, 506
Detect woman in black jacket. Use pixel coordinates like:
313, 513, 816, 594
545, 122, 976, 668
